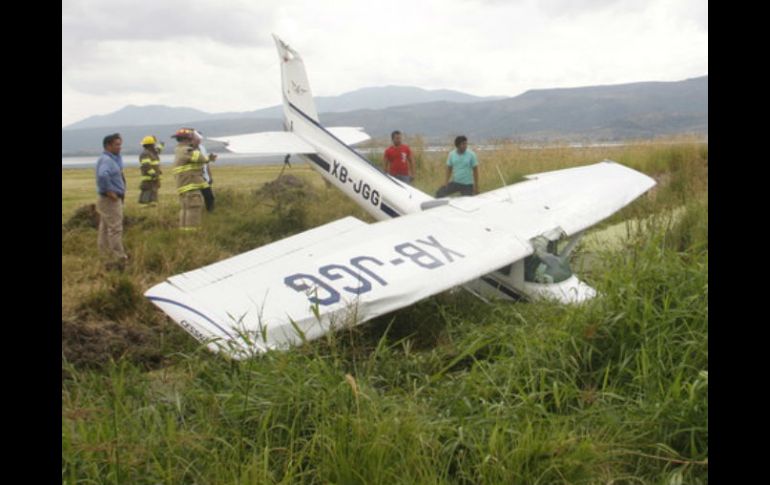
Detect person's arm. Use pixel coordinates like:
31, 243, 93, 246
143, 157, 159, 181
445, 166, 453, 185
383, 149, 390, 173
407, 149, 415, 178
140, 156, 151, 176
189, 146, 215, 165
97, 158, 121, 200
194, 149, 208, 164
473, 166, 479, 195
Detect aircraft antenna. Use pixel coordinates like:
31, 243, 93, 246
495, 165, 513, 203
277, 154, 292, 178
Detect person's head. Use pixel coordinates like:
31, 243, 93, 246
172, 127, 200, 146
141, 135, 157, 150
454, 135, 468, 153
391, 130, 402, 146
103, 133, 122, 155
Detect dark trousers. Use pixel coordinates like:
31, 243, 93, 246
201, 187, 215, 212
392, 174, 414, 185
435, 182, 474, 197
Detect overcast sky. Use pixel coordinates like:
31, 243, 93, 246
62, 0, 707, 127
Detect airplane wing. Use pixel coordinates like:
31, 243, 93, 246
145, 160, 654, 358
475, 160, 656, 237
146, 205, 532, 358
209, 126, 370, 155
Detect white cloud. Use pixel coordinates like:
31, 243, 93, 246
62, 0, 707, 127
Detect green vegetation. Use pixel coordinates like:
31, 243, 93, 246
62, 138, 707, 483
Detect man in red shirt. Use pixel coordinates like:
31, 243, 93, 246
383, 130, 415, 184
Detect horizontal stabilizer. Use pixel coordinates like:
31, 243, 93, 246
210, 126, 370, 155
209, 131, 316, 155
326, 126, 371, 146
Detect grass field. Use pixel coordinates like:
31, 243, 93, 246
62, 138, 707, 484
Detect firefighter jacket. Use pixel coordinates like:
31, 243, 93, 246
139, 148, 162, 190
173, 142, 211, 195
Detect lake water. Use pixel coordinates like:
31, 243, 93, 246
62, 142, 647, 169
62, 152, 293, 169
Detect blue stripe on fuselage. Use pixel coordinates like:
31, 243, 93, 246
286, 101, 404, 188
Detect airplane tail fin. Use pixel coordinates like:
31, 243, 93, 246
273, 34, 319, 123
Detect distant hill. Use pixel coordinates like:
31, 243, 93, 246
62, 76, 707, 155
63, 86, 506, 130
314, 86, 506, 113
61, 118, 283, 156
65, 105, 216, 130
215, 86, 507, 120
318, 76, 708, 141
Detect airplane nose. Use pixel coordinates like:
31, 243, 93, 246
568, 281, 598, 303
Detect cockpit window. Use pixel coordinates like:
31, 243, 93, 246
496, 263, 513, 277
524, 237, 573, 284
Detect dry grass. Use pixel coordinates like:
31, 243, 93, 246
62, 138, 708, 484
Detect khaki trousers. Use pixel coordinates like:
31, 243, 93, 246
179, 191, 204, 229
96, 196, 127, 260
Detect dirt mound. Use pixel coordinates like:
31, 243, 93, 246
63, 275, 196, 377
253, 174, 310, 201
65, 203, 100, 229
64, 203, 147, 230
62, 318, 164, 374
252, 175, 317, 236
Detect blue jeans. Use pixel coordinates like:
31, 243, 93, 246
435, 182, 473, 197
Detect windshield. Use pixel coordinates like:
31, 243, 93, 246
524, 239, 573, 284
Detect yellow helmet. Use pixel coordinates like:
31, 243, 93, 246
141, 135, 157, 146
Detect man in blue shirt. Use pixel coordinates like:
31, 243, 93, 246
95, 133, 128, 269
436, 135, 479, 197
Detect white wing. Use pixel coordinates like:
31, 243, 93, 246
145, 161, 655, 358
146, 206, 532, 358
475, 160, 656, 236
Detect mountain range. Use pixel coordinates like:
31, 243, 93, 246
63, 86, 506, 130
62, 77, 707, 156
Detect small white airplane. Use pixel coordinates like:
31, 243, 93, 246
145, 35, 656, 358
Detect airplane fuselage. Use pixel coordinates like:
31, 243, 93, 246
284, 100, 434, 221
274, 35, 595, 304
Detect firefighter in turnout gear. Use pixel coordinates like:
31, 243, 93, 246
172, 128, 217, 230
138, 135, 163, 206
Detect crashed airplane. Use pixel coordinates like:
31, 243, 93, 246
145, 35, 656, 358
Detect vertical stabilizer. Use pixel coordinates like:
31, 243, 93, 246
273, 34, 319, 123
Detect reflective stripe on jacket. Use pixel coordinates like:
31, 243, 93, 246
139, 148, 162, 190
173, 142, 210, 194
